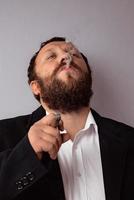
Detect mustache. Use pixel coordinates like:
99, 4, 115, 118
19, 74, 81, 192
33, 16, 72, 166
52, 61, 82, 77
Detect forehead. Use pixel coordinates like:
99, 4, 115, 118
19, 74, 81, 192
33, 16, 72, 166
39, 41, 78, 53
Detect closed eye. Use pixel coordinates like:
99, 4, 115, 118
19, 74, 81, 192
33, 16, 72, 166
72, 53, 81, 58
70, 49, 81, 58
46, 53, 57, 60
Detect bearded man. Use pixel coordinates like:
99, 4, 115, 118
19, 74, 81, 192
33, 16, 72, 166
0, 37, 134, 200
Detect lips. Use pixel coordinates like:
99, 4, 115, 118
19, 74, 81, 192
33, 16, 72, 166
52, 62, 82, 77
59, 65, 79, 73
61, 65, 75, 71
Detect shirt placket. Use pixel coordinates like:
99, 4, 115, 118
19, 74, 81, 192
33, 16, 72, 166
72, 135, 87, 200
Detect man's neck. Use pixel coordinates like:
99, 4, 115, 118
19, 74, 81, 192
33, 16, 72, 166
42, 102, 90, 140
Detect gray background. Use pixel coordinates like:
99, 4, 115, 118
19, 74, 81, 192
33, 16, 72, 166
0, 0, 134, 127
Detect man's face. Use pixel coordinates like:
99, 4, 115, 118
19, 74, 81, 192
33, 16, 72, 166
31, 41, 92, 112
35, 41, 89, 84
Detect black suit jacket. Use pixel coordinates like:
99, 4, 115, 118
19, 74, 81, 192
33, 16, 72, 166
0, 106, 134, 200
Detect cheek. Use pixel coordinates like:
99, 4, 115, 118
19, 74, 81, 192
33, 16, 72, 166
76, 60, 88, 72
36, 64, 54, 79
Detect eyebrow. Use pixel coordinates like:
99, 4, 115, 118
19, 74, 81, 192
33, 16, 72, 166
43, 48, 56, 53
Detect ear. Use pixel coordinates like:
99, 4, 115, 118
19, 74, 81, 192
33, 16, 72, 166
30, 80, 41, 96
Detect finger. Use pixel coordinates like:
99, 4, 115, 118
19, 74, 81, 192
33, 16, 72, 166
41, 133, 60, 151
49, 153, 57, 160
42, 127, 63, 149
49, 148, 58, 160
39, 139, 59, 158
40, 125, 59, 137
40, 113, 61, 128
40, 126, 62, 147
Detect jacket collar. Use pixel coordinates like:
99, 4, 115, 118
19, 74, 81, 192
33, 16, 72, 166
26, 106, 46, 130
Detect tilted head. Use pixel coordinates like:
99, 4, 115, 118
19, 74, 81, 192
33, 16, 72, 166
27, 37, 93, 113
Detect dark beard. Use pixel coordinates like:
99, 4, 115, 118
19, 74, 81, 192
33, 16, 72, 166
38, 72, 93, 113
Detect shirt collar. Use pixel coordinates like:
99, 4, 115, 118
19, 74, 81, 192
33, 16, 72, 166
83, 110, 98, 133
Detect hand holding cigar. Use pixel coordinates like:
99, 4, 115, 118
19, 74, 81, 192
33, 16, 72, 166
28, 113, 68, 160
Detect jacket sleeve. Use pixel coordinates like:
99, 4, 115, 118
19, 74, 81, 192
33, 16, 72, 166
0, 133, 48, 200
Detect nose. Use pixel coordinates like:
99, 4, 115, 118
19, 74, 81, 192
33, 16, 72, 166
60, 52, 72, 66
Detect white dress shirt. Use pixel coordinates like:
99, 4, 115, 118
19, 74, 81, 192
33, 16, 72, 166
58, 111, 106, 200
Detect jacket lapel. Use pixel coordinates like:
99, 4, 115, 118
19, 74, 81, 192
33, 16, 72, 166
26, 106, 46, 130
92, 109, 127, 200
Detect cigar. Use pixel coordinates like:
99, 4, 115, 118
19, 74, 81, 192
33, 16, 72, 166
54, 113, 61, 128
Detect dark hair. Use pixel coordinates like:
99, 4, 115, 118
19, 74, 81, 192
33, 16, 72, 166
27, 37, 92, 101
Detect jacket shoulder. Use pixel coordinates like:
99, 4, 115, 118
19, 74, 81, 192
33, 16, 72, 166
92, 109, 133, 129
91, 109, 134, 140
0, 114, 32, 150
0, 114, 31, 129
